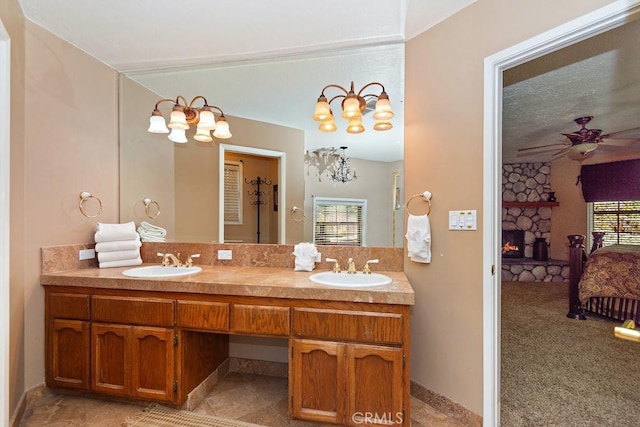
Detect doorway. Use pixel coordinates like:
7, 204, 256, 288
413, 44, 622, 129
483, 2, 640, 425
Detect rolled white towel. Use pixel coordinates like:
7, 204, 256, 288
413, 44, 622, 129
97, 250, 141, 263
95, 222, 139, 243
94, 237, 142, 253
98, 256, 143, 269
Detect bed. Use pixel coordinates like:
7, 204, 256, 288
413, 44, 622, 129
568, 238, 640, 323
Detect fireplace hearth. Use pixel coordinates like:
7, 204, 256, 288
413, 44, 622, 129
502, 230, 525, 258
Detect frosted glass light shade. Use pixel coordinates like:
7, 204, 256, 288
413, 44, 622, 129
198, 108, 217, 130
373, 120, 393, 131
571, 143, 598, 154
168, 128, 188, 143
372, 96, 394, 120
194, 127, 213, 142
312, 97, 332, 122
346, 116, 365, 134
168, 107, 189, 130
148, 114, 169, 133
212, 117, 232, 139
318, 118, 337, 132
342, 96, 361, 119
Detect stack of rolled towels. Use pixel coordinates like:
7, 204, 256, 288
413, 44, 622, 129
137, 221, 167, 242
94, 221, 142, 268
292, 242, 319, 272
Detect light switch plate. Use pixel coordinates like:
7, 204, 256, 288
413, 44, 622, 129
449, 210, 477, 230
218, 249, 232, 260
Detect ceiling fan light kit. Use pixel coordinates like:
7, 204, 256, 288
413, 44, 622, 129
312, 81, 394, 133
517, 115, 640, 162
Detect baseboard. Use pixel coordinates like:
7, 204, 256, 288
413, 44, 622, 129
410, 380, 482, 426
10, 382, 50, 427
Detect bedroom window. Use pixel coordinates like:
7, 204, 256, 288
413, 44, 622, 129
313, 197, 366, 246
591, 200, 640, 245
224, 161, 243, 225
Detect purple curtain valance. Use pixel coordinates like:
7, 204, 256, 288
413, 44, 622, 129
580, 158, 640, 202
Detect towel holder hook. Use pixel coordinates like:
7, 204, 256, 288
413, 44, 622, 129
143, 198, 161, 219
79, 191, 102, 218
406, 191, 432, 216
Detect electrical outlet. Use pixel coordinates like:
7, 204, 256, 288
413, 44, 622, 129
218, 249, 232, 260
79, 248, 96, 260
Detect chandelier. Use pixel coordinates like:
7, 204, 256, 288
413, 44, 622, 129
330, 147, 357, 183
147, 95, 232, 143
312, 81, 394, 134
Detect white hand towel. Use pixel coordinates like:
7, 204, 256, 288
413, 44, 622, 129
138, 221, 167, 242
98, 256, 143, 269
95, 221, 139, 243
97, 250, 142, 263
94, 237, 142, 252
405, 214, 431, 263
292, 242, 318, 271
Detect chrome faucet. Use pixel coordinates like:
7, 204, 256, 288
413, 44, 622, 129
157, 252, 182, 267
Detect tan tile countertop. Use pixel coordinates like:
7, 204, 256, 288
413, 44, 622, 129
40, 265, 415, 305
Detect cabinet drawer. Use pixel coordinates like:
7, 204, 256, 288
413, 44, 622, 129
176, 300, 229, 331
92, 296, 175, 326
292, 308, 403, 345
231, 304, 290, 336
48, 293, 90, 320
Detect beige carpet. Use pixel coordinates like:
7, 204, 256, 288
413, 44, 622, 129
501, 281, 640, 426
125, 403, 265, 427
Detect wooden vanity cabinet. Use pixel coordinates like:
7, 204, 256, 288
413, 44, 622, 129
91, 296, 176, 402
290, 307, 409, 426
45, 292, 91, 391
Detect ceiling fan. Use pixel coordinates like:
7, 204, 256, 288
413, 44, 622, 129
518, 116, 640, 161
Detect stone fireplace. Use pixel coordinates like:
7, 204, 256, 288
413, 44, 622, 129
501, 162, 569, 282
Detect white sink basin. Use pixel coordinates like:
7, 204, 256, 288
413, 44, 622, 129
122, 265, 202, 278
309, 271, 392, 288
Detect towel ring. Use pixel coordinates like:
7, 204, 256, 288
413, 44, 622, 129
143, 198, 161, 219
79, 192, 102, 218
291, 206, 305, 222
406, 191, 432, 216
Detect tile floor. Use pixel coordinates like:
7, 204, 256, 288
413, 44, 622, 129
19, 372, 466, 426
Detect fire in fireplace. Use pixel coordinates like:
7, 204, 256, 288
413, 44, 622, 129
502, 230, 525, 258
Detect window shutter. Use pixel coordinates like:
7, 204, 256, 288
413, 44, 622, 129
592, 201, 640, 245
224, 162, 242, 224
313, 198, 366, 246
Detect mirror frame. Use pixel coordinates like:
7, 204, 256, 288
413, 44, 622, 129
219, 144, 286, 244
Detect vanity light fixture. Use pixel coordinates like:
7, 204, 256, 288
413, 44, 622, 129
147, 95, 232, 143
312, 81, 394, 134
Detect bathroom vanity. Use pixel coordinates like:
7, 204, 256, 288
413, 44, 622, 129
41, 265, 414, 426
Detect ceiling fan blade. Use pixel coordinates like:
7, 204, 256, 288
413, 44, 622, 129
517, 142, 566, 152
600, 126, 640, 139
549, 148, 572, 160
599, 137, 640, 147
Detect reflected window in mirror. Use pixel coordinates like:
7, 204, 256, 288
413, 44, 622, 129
224, 161, 243, 224
313, 197, 366, 246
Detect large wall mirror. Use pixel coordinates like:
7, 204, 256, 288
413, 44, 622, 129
119, 44, 405, 247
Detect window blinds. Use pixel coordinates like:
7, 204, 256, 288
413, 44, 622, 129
224, 162, 242, 224
313, 198, 366, 246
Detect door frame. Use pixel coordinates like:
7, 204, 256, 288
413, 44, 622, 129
482, 1, 640, 425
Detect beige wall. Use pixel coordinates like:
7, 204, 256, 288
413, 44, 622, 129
405, 0, 615, 414
4, 0, 626, 421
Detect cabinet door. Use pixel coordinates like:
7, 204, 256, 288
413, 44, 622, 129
131, 326, 175, 402
347, 344, 404, 426
290, 339, 346, 425
92, 323, 131, 397
47, 319, 90, 390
